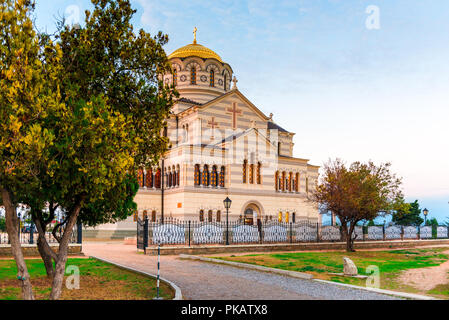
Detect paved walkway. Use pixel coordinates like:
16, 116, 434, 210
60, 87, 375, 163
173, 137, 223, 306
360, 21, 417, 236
82, 241, 402, 300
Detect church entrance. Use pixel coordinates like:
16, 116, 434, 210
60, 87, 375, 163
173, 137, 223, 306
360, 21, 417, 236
244, 208, 254, 225
242, 202, 262, 225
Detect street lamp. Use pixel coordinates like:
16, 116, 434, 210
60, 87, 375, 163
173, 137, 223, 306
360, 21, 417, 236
423, 208, 429, 225
223, 197, 232, 245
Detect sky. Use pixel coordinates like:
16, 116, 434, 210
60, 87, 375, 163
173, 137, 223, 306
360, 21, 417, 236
32, 0, 449, 223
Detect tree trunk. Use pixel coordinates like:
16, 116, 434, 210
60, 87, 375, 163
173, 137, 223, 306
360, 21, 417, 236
49, 201, 82, 300
1, 187, 34, 300
33, 217, 56, 278
341, 223, 355, 252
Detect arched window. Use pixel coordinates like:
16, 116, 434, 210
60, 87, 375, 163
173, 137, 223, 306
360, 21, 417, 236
202, 165, 209, 186
151, 210, 156, 222
285, 212, 289, 223
292, 212, 296, 223
224, 74, 227, 91
155, 168, 161, 188
278, 211, 282, 223
281, 172, 286, 191
306, 177, 309, 193
219, 166, 225, 187
173, 69, 177, 86
133, 209, 138, 222
145, 168, 153, 188
295, 173, 299, 192
137, 168, 144, 188
249, 164, 254, 184
211, 165, 218, 187
277, 142, 281, 155
176, 165, 180, 186
210, 70, 215, 87
275, 171, 279, 191
257, 162, 261, 184
168, 170, 173, 188
216, 210, 221, 222
143, 210, 148, 220
208, 210, 213, 222
190, 67, 196, 85
194, 164, 200, 186
185, 124, 189, 143
242, 160, 247, 183
199, 210, 204, 222
288, 172, 292, 192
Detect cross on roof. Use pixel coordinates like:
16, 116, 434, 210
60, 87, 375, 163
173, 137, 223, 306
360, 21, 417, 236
193, 27, 197, 44
232, 76, 238, 89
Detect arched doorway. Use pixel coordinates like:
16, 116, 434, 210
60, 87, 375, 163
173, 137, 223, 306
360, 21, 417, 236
242, 202, 263, 225
244, 208, 254, 225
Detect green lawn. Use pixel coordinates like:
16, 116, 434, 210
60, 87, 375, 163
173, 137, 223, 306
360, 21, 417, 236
0, 258, 174, 300
211, 248, 449, 298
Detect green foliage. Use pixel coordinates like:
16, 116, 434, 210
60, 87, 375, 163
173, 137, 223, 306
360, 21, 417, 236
392, 200, 424, 226
425, 217, 439, 238
0, 216, 5, 231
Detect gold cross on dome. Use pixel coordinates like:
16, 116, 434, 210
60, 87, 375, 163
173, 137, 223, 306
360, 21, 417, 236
193, 27, 197, 44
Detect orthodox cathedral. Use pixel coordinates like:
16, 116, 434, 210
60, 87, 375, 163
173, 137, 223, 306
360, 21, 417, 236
84, 29, 320, 239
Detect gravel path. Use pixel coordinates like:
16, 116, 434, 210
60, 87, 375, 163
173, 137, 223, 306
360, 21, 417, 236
82, 241, 402, 300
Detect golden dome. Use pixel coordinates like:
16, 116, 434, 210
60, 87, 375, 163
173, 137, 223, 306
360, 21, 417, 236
168, 42, 223, 63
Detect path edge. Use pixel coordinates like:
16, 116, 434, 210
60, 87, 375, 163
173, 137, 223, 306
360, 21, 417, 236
179, 254, 313, 280
89, 255, 183, 300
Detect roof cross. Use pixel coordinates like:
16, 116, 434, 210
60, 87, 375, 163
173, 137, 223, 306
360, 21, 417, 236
193, 27, 197, 44
232, 76, 238, 89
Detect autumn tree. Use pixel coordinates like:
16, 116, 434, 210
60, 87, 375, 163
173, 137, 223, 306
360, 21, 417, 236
313, 159, 407, 252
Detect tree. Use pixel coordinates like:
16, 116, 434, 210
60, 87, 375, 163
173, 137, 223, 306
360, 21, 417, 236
0, 0, 63, 300
19, 0, 176, 299
313, 159, 407, 252
392, 200, 423, 226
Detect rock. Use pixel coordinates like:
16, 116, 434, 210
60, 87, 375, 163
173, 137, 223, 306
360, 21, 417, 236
343, 257, 358, 276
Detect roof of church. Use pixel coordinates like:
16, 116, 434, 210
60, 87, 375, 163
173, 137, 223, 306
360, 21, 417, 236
177, 97, 203, 105
267, 121, 289, 133
168, 42, 223, 62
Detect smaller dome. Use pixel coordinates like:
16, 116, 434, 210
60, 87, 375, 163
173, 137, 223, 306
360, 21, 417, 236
168, 42, 223, 63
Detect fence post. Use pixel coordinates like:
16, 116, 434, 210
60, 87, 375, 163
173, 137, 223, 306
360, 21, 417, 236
76, 219, 82, 244
418, 226, 421, 240
29, 222, 34, 244
401, 226, 404, 241
188, 220, 191, 247
316, 222, 320, 242
290, 222, 292, 244
143, 217, 149, 254
382, 224, 385, 241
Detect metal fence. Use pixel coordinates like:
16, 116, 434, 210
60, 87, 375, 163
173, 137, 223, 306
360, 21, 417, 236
136, 217, 449, 248
0, 222, 82, 245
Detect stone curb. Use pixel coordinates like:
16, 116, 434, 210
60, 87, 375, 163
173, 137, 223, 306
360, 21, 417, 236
179, 254, 314, 280
313, 279, 437, 300
89, 255, 183, 300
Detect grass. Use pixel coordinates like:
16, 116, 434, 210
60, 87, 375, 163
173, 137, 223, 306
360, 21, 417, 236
211, 248, 449, 298
0, 257, 174, 300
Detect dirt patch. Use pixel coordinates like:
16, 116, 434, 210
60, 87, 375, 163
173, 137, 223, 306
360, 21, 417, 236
397, 250, 449, 292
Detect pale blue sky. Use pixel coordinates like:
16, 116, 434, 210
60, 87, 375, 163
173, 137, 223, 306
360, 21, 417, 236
33, 0, 449, 223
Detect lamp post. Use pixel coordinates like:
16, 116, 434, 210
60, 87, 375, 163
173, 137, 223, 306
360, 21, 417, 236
423, 208, 429, 225
223, 197, 232, 245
